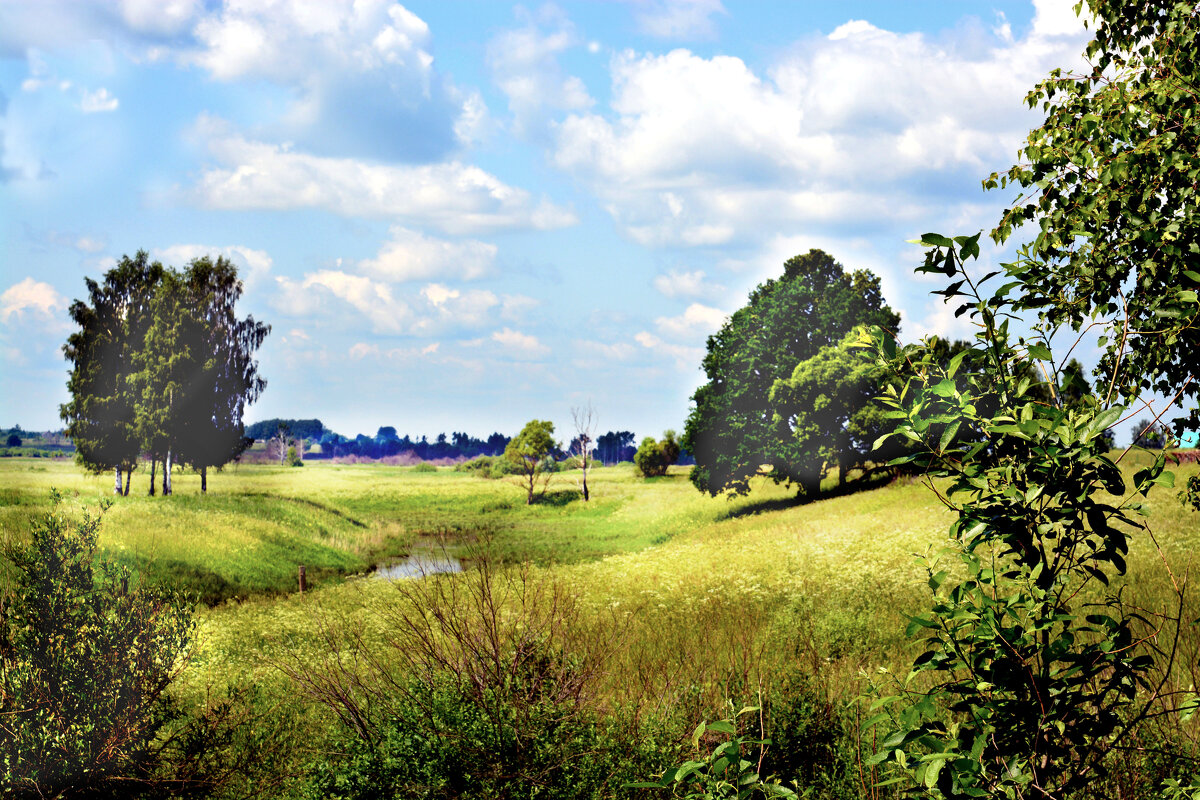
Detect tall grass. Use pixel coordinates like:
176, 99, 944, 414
3, 453, 1198, 796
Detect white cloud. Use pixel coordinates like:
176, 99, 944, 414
634, 330, 703, 369
487, 6, 593, 136
79, 86, 118, 113
552, 12, 1089, 248
349, 342, 379, 360
182, 0, 475, 160
153, 243, 274, 287
359, 226, 496, 282
633, 0, 726, 40
74, 236, 105, 253
275, 269, 410, 334
653, 268, 723, 299
0, 278, 66, 323
421, 283, 458, 307
576, 339, 635, 361
118, 0, 200, 35
191, 120, 577, 234
492, 327, 549, 357
653, 302, 726, 340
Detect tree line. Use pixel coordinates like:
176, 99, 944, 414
243, 417, 647, 465
60, 251, 269, 495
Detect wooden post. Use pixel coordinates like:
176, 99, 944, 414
298, 565, 307, 594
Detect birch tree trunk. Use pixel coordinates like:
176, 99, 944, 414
164, 449, 172, 496
201, 466, 207, 494
114, 466, 123, 496
123, 466, 132, 496
148, 459, 156, 496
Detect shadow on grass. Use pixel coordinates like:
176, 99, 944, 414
717, 470, 898, 520
534, 489, 583, 507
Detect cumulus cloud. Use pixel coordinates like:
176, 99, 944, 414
634, 330, 703, 369
0, 278, 66, 323
191, 120, 577, 234
552, 5, 1090, 248
487, 6, 593, 135
274, 270, 409, 333
633, 0, 726, 40
359, 226, 497, 282
3, 1, 481, 159
184, 0, 476, 160
653, 302, 726, 341
492, 327, 549, 357
653, 268, 724, 299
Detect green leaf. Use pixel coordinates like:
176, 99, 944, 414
1027, 343, 1052, 361
939, 420, 962, 452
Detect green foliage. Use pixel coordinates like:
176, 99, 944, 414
411, 460, 437, 473
61, 251, 164, 482
63, 252, 268, 495
6, 432, 21, 447
285, 445, 304, 467
769, 329, 901, 494
0, 491, 195, 796
301, 670, 660, 800
987, 0, 1200, 431
682, 250, 900, 497
630, 706, 797, 799
1179, 475, 1200, 512
505, 419, 558, 504
865, 234, 1178, 798
635, 430, 681, 477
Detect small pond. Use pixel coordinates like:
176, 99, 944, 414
373, 552, 463, 580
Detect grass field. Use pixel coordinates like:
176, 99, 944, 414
3, 453, 1199, 797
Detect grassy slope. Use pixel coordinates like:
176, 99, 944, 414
3, 453, 1198, 789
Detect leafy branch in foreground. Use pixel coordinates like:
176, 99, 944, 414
629, 705, 797, 799
861, 234, 1188, 798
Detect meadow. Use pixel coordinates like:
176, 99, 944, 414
2, 454, 1198, 797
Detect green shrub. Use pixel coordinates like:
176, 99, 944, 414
285, 445, 304, 467
635, 430, 681, 477
412, 461, 438, 473
302, 671, 663, 800
0, 492, 195, 797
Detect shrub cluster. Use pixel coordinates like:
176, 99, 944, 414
634, 430, 681, 477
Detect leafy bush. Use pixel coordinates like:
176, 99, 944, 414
635, 430, 681, 477
282, 559, 668, 799
412, 461, 438, 473
285, 445, 304, 467
0, 492, 195, 797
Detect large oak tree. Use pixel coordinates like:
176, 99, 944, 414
681, 249, 899, 497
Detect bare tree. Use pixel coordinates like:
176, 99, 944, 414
570, 402, 597, 502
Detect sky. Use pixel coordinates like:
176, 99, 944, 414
0, 0, 1097, 442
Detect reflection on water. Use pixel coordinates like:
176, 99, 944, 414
373, 553, 462, 580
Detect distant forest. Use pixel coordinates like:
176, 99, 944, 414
244, 419, 645, 464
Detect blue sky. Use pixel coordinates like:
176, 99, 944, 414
0, 0, 1094, 442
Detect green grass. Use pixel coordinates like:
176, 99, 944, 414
4, 452, 1199, 797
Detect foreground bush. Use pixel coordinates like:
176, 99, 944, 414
0, 492, 193, 797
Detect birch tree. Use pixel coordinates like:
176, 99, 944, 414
60, 252, 164, 495
570, 402, 596, 501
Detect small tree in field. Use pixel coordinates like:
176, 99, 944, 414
634, 430, 680, 477
570, 402, 597, 501
505, 420, 557, 504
